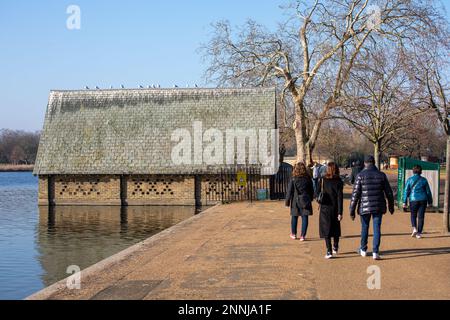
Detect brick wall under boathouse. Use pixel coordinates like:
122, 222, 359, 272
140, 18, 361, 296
38, 175, 197, 206
125, 175, 195, 206
38, 173, 270, 206
39, 175, 121, 206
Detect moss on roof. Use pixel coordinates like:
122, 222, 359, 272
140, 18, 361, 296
34, 88, 277, 175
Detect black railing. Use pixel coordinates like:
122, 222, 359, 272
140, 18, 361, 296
269, 163, 293, 200
202, 163, 293, 205
202, 167, 271, 205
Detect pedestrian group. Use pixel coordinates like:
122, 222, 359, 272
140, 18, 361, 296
286, 155, 433, 260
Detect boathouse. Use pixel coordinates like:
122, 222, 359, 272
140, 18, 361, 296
34, 88, 278, 206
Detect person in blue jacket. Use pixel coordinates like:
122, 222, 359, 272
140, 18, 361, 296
402, 165, 433, 239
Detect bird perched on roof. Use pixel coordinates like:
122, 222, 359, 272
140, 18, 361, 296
85, 86, 89, 90
139, 85, 144, 89
121, 85, 125, 89
95, 86, 100, 90
110, 85, 114, 89
194, 84, 199, 88
173, 84, 178, 88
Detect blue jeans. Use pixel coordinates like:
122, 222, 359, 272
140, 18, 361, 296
410, 201, 427, 234
360, 213, 383, 254
291, 215, 309, 237
312, 178, 319, 195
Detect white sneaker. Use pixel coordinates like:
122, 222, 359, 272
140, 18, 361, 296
411, 229, 417, 237
332, 249, 338, 255
373, 253, 381, 260
358, 249, 367, 257
416, 233, 422, 239
325, 253, 333, 259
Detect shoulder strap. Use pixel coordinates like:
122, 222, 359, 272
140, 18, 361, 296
411, 176, 422, 190
408, 176, 422, 196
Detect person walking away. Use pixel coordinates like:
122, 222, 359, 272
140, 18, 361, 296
349, 155, 395, 260
402, 165, 433, 239
285, 162, 314, 242
350, 160, 363, 185
312, 162, 322, 195
317, 162, 343, 259
319, 161, 328, 178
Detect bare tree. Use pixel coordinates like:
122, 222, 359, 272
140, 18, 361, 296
389, 115, 446, 159
315, 121, 354, 166
0, 129, 40, 164
202, 0, 442, 165
337, 46, 424, 168
411, 38, 450, 232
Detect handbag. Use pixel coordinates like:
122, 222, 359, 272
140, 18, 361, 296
316, 179, 324, 204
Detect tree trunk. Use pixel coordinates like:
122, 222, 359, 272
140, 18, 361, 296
444, 136, 450, 233
374, 140, 381, 169
294, 100, 308, 164
306, 145, 314, 166
295, 125, 307, 164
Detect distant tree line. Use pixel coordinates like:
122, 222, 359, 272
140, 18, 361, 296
0, 129, 41, 164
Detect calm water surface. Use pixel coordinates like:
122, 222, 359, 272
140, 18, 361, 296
0, 172, 197, 300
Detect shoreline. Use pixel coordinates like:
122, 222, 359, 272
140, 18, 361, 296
0, 165, 34, 172
26, 204, 221, 300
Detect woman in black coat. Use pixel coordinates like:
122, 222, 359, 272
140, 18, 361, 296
317, 162, 343, 259
285, 162, 314, 241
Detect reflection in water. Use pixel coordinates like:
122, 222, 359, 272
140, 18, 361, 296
0, 172, 205, 299
37, 206, 196, 287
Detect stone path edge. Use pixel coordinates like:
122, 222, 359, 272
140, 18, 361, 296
25, 204, 222, 300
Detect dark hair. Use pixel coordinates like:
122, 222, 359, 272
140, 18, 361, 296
293, 162, 310, 178
364, 156, 375, 165
413, 165, 422, 175
325, 162, 340, 179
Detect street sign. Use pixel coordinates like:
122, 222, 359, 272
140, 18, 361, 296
237, 171, 247, 187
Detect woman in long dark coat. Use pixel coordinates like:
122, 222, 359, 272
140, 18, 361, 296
317, 162, 343, 259
285, 162, 314, 241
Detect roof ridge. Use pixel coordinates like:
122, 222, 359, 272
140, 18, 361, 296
49, 87, 276, 93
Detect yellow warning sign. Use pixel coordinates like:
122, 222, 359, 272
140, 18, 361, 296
237, 171, 247, 187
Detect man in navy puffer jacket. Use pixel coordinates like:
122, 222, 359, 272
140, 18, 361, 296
350, 155, 395, 260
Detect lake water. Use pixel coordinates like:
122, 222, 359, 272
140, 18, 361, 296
0, 172, 197, 300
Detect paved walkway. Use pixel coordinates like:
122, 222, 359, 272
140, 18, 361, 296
29, 188, 450, 300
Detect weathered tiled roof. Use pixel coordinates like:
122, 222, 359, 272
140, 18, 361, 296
34, 88, 277, 175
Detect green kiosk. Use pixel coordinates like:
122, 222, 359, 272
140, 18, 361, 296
397, 157, 441, 210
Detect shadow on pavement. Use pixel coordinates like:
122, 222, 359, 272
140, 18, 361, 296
381, 246, 450, 260
324, 246, 450, 260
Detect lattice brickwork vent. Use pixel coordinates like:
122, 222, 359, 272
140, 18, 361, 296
130, 178, 175, 197
57, 178, 101, 197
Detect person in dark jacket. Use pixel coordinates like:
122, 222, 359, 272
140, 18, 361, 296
317, 162, 344, 259
402, 165, 433, 239
285, 162, 314, 242
349, 155, 395, 260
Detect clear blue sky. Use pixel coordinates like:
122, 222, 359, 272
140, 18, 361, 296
0, 1, 449, 131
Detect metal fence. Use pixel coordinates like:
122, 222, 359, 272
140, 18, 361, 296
202, 164, 292, 205
269, 163, 292, 200
202, 167, 271, 205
